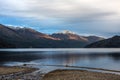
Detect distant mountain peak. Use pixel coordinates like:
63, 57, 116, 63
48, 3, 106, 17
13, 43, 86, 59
112, 35, 120, 38
6, 25, 38, 33
85, 35, 120, 48
56, 30, 76, 34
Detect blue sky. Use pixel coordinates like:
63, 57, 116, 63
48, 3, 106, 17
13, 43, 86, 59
0, 0, 120, 37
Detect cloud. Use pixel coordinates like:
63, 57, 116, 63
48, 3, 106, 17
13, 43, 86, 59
0, 0, 120, 37
0, 0, 120, 19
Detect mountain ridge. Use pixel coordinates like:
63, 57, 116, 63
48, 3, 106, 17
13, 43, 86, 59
0, 24, 105, 48
85, 35, 120, 48
50, 32, 104, 43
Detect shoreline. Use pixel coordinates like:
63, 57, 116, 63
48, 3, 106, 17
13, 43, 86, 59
0, 65, 120, 80
36, 64, 120, 75
0, 66, 38, 75
0, 66, 42, 80
0, 48, 120, 53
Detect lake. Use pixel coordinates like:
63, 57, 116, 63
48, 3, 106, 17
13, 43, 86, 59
0, 48, 120, 73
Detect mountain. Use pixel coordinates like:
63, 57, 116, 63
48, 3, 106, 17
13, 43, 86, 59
50, 30, 104, 43
85, 35, 120, 48
0, 24, 58, 48
14, 27, 58, 40
0, 24, 57, 40
84, 36, 104, 43
0, 24, 104, 48
50, 30, 88, 42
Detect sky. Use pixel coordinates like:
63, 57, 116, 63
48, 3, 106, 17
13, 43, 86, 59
0, 0, 120, 37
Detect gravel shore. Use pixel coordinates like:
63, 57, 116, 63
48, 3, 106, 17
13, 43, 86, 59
0, 66, 43, 80
43, 69, 120, 80
0, 66, 120, 80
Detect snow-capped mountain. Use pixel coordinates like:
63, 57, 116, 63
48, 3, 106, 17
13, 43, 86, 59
50, 30, 104, 42
0, 24, 104, 48
56, 30, 76, 34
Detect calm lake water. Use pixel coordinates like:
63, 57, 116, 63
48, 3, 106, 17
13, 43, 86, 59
0, 48, 120, 73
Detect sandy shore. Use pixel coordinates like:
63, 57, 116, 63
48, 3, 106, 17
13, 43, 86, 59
0, 66, 43, 80
43, 69, 120, 80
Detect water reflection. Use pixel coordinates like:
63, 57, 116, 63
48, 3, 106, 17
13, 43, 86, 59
0, 51, 120, 70
0, 51, 45, 63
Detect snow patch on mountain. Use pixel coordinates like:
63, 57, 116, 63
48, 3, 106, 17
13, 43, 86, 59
56, 30, 76, 34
